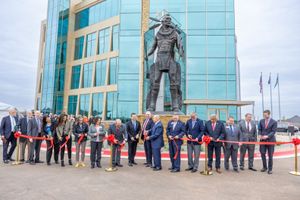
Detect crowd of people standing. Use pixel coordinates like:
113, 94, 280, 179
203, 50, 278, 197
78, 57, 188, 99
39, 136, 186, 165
0, 108, 277, 175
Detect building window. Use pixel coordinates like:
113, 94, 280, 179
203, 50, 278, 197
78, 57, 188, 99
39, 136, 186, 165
71, 65, 81, 89
95, 60, 107, 87
98, 28, 110, 55
109, 57, 118, 85
82, 63, 93, 88
112, 25, 119, 51
68, 95, 78, 115
80, 94, 90, 116
58, 68, 65, 92
92, 93, 104, 117
74, 36, 84, 60
85, 32, 96, 57
74, 0, 120, 31
55, 95, 63, 114
106, 92, 117, 120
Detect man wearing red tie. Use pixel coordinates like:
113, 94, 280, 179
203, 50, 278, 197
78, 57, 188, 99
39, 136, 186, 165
258, 110, 277, 174
204, 114, 226, 173
141, 111, 154, 167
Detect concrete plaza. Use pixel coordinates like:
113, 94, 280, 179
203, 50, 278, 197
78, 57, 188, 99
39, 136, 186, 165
0, 148, 299, 200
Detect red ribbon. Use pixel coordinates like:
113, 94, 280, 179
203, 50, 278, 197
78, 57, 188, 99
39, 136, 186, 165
78, 134, 85, 145
14, 131, 53, 150
202, 136, 211, 145
292, 138, 300, 146
60, 136, 70, 151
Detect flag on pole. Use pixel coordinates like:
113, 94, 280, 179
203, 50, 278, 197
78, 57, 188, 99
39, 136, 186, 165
259, 73, 263, 93
268, 73, 271, 85
274, 74, 279, 88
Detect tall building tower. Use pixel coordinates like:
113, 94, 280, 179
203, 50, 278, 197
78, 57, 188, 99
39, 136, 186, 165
35, 0, 253, 121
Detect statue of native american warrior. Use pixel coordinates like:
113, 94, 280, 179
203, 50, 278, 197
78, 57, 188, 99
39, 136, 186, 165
145, 14, 184, 112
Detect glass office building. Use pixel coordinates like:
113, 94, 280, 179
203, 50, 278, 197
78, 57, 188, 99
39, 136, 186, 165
35, 0, 252, 121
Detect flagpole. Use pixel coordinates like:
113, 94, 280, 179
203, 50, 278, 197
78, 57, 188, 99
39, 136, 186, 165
277, 73, 282, 122
269, 73, 273, 116
261, 72, 265, 112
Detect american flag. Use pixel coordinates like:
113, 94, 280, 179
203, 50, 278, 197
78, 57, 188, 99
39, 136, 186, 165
259, 73, 263, 93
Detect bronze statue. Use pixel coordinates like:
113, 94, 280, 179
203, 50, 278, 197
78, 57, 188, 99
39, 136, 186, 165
145, 14, 184, 112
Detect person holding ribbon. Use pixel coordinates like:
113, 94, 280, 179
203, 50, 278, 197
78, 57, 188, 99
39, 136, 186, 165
126, 113, 141, 167
224, 116, 241, 172
28, 110, 43, 165
185, 112, 205, 173
42, 115, 55, 166
204, 114, 226, 174
108, 119, 127, 168
56, 113, 72, 167
141, 111, 154, 168
88, 117, 106, 169
74, 116, 89, 168
258, 110, 277, 174
166, 115, 185, 173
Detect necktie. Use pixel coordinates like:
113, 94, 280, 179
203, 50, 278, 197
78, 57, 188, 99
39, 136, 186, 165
212, 123, 216, 131
230, 125, 233, 135
265, 119, 269, 128
192, 120, 195, 129
247, 122, 250, 132
143, 119, 149, 131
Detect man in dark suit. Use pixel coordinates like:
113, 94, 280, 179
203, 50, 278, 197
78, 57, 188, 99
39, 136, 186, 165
145, 115, 164, 171
258, 110, 277, 174
224, 116, 240, 172
141, 111, 154, 167
185, 112, 204, 173
27, 110, 43, 165
0, 108, 18, 163
108, 119, 127, 167
239, 113, 257, 171
17, 111, 33, 162
126, 113, 141, 166
204, 114, 226, 173
166, 115, 185, 172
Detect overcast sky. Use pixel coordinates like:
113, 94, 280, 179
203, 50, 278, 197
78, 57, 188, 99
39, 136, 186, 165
0, 0, 299, 119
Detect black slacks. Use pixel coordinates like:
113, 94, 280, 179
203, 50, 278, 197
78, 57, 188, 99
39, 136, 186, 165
260, 144, 275, 171
90, 141, 103, 165
128, 141, 138, 163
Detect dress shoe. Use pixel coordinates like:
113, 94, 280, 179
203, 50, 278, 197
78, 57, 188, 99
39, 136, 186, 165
261, 168, 267, 172
69, 160, 73, 166
234, 169, 239, 173
47, 162, 51, 166
9, 158, 15, 161
96, 163, 102, 168
132, 162, 138, 165
61, 161, 65, 167
168, 167, 174, 171
185, 168, 193, 171
145, 164, 150, 167
216, 169, 222, 174
268, 171, 273, 174
171, 169, 180, 173
225, 168, 229, 171
25, 160, 30, 164
153, 167, 162, 171
35, 160, 44, 164
128, 163, 133, 167
240, 167, 244, 171
143, 162, 148, 165
29, 161, 36, 165
91, 164, 95, 169
116, 164, 123, 167
191, 169, 197, 173
249, 168, 257, 171
55, 161, 59, 164
3, 160, 9, 164
20, 159, 25, 162
150, 165, 155, 168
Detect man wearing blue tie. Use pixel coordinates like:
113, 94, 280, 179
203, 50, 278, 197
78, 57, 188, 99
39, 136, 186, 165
166, 115, 185, 173
145, 115, 164, 171
258, 110, 277, 174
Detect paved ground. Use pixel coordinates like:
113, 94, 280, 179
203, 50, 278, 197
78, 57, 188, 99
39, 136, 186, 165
0, 149, 299, 200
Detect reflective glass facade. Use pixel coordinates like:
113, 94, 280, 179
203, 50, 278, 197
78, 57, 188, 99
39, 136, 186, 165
38, 0, 240, 121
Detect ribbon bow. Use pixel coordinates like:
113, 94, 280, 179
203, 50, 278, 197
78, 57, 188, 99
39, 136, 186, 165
202, 136, 211, 145
292, 138, 300, 146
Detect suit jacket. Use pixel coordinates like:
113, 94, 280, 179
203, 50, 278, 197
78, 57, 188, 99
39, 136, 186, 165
27, 117, 42, 137
141, 118, 154, 140
108, 124, 127, 144
0, 115, 18, 138
239, 120, 257, 142
258, 118, 277, 142
17, 117, 30, 142
126, 120, 141, 142
224, 124, 240, 149
185, 118, 205, 145
88, 124, 106, 142
204, 120, 226, 143
149, 121, 164, 149
166, 120, 185, 145
74, 123, 89, 142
